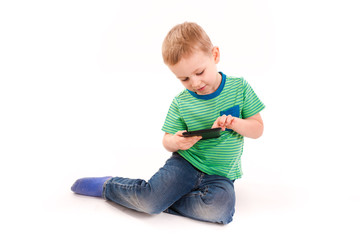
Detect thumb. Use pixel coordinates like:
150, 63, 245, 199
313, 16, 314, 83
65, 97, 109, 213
175, 130, 187, 136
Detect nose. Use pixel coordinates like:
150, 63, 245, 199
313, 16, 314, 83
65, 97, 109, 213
191, 76, 202, 88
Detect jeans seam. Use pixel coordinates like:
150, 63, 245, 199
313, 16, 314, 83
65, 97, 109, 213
102, 178, 112, 199
194, 172, 204, 189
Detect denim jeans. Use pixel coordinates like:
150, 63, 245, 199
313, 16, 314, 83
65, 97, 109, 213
103, 152, 236, 224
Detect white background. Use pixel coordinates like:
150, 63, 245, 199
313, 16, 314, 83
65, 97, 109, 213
1, 0, 359, 239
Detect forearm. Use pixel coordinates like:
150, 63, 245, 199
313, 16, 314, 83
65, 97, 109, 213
163, 133, 179, 152
231, 117, 264, 139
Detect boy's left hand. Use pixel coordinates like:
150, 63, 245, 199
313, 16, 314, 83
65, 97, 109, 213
212, 114, 236, 131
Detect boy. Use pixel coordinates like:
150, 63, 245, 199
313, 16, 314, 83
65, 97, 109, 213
71, 22, 265, 224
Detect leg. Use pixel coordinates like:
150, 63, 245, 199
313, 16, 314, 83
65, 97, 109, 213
103, 153, 200, 214
165, 174, 236, 224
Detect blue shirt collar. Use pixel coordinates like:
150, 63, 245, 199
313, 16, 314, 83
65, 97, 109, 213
187, 72, 226, 100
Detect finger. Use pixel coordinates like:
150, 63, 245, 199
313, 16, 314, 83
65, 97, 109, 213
219, 114, 227, 125
225, 115, 233, 126
181, 135, 200, 141
189, 135, 202, 141
212, 117, 221, 128
179, 136, 201, 150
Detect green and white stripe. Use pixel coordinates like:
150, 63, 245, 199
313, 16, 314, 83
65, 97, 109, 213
162, 74, 265, 180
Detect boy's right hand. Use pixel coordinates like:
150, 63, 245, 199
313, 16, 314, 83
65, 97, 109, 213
163, 131, 202, 152
174, 131, 202, 150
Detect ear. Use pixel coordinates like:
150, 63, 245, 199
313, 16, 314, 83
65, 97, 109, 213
212, 46, 220, 64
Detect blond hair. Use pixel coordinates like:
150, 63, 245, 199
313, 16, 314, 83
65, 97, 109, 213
162, 22, 213, 66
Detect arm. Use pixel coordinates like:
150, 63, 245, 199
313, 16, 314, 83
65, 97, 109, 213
212, 113, 264, 139
163, 131, 202, 152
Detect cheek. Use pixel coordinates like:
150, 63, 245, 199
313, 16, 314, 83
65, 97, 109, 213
203, 72, 213, 83
181, 81, 191, 89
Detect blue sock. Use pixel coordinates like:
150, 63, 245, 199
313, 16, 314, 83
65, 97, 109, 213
71, 176, 112, 197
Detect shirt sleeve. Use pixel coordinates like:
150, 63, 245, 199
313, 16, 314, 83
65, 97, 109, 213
161, 97, 187, 134
241, 79, 265, 119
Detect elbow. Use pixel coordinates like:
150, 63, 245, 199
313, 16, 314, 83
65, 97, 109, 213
252, 123, 264, 139
252, 132, 263, 139
162, 136, 172, 152
162, 133, 178, 152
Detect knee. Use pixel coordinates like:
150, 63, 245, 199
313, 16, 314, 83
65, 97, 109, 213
200, 187, 236, 224
210, 196, 235, 224
140, 202, 166, 215
137, 193, 169, 215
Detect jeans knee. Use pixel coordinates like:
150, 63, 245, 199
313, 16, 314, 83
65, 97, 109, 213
218, 206, 235, 224
197, 202, 235, 224
210, 202, 235, 224
200, 187, 235, 224
141, 202, 165, 215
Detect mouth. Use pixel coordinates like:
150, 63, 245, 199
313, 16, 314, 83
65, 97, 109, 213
196, 85, 206, 93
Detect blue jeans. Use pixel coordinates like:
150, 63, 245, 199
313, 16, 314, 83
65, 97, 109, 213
103, 152, 236, 224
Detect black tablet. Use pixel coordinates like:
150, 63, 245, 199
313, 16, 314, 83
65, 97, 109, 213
182, 128, 221, 140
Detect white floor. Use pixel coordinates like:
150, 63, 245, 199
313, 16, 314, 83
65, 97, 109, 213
1, 1, 360, 239
2, 134, 359, 240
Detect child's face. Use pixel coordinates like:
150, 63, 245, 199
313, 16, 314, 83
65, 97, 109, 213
168, 47, 222, 95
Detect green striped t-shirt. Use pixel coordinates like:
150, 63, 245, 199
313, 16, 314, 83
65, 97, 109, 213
162, 72, 265, 180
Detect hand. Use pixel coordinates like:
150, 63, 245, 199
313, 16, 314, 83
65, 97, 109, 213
173, 131, 202, 150
212, 114, 236, 131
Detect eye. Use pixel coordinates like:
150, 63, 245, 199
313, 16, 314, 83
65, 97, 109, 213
196, 69, 205, 76
181, 77, 189, 81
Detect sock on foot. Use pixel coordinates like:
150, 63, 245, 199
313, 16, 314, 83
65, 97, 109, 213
71, 176, 112, 197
